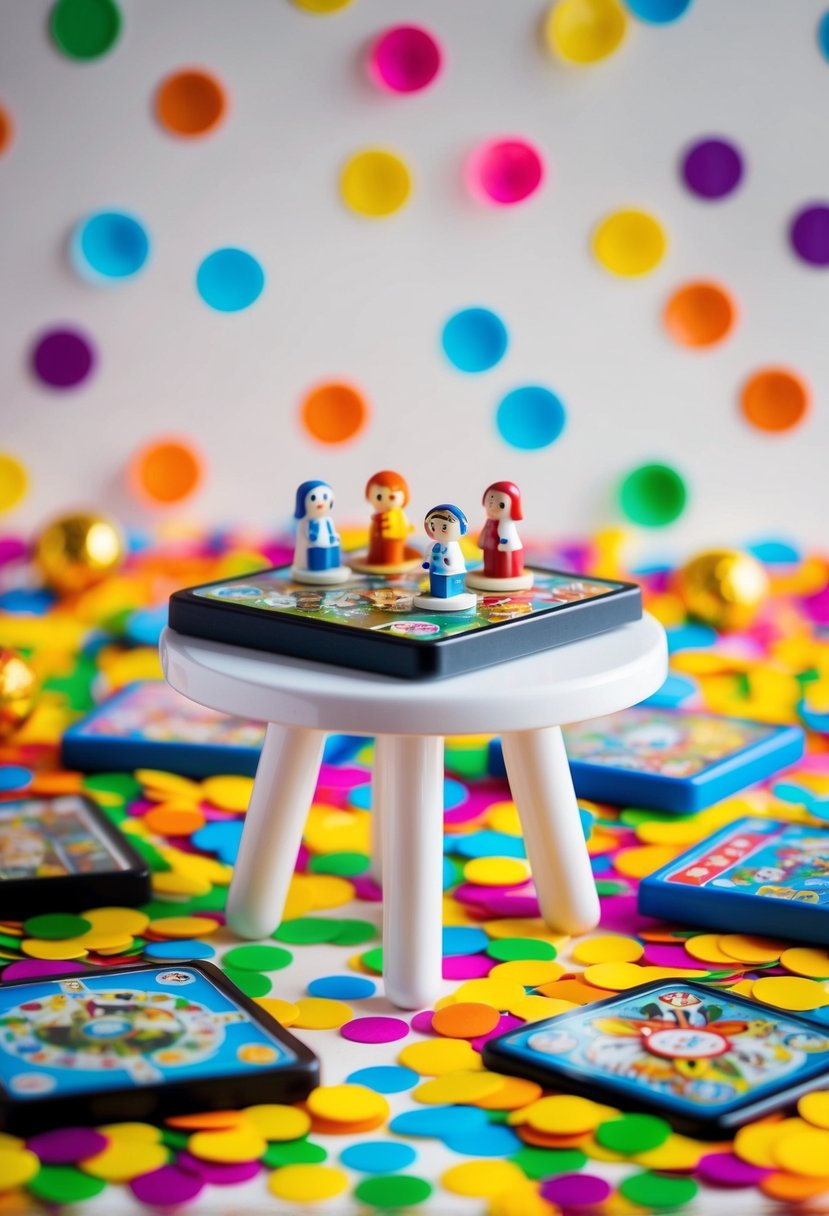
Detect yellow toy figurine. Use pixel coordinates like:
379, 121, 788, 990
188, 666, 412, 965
351, 470, 419, 574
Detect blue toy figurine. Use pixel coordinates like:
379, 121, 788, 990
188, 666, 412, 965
413, 504, 477, 613
291, 480, 351, 585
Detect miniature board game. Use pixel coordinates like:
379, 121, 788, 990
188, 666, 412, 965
168, 564, 642, 679
483, 979, 829, 1139
488, 706, 804, 811
639, 816, 829, 945
0, 962, 320, 1135
0, 795, 150, 919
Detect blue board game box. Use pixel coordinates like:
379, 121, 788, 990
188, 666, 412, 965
638, 816, 829, 945
488, 706, 804, 812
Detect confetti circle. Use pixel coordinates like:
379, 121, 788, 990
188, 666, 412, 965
496, 385, 566, 450
619, 463, 687, 527
31, 327, 95, 389
301, 381, 368, 444
619, 1171, 698, 1208
156, 69, 226, 137
371, 26, 442, 93
626, 0, 693, 21
28, 1165, 106, 1204
268, 1163, 349, 1202
682, 137, 744, 200
441, 308, 508, 373
592, 209, 667, 276
128, 436, 204, 505
663, 281, 736, 347
596, 1113, 671, 1153
223, 944, 293, 972
740, 368, 810, 433
545, 0, 628, 64
0, 106, 14, 156
340, 149, 411, 217
466, 138, 544, 206
341, 1141, 417, 1173
23, 913, 90, 939
0, 454, 28, 513
341, 1016, 410, 1043
27, 1127, 107, 1164
196, 248, 264, 312
354, 1174, 432, 1207
347, 1066, 419, 1093
307, 975, 376, 999
790, 204, 829, 266
131, 1165, 205, 1207
50, 0, 121, 60
72, 211, 149, 280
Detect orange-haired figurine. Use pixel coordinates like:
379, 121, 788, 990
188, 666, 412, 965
352, 470, 418, 573
466, 480, 534, 592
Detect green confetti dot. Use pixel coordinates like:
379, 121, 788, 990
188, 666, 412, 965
595, 879, 631, 896
596, 1114, 672, 1154
83, 772, 143, 804
354, 1174, 433, 1208
221, 966, 273, 998
360, 946, 384, 973
263, 1140, 328, 1167
619, 1171, 699, 1209
274, 917, 343, 944
618, 462, 688, 528
330, 918, 378, 946
308, 851, 370, 877
28, 1165, 107, 1204
487, 938, 558, 962
50, 0, 122, 60
23, 913, 92, 940
222, 944, 292, 972
511, 1147, 588, 1180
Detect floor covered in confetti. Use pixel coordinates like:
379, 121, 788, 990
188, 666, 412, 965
2, 530, 829, 1214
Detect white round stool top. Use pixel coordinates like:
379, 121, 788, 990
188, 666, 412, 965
160, 614, 667, 736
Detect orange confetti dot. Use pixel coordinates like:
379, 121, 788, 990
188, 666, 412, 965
664, 281, 736, 348
144, 804, 206, 836
431, 1002, 501, 1039
301, 382, 368, 445
155, 69, 227, 138
741, 368, 809, 433
129, 436, 204, 506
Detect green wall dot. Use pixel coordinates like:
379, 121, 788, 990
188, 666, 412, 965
50, 0, 122, 60
618, 462, 687, 527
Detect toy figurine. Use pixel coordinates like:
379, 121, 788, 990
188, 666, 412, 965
413, 504, 477, 613
291, 480, 351, 585
350, 470, 419, 574
466, 480, 533, 592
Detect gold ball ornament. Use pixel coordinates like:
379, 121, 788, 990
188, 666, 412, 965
34, 513, 125, 595
0, 649, 39, 741
675, 549, 769, 632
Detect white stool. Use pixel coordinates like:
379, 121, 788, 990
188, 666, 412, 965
160, 616, 667, 1009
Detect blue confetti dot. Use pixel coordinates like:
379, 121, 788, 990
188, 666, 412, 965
441, 307, 508, 373
192, 820, 244, 864
196, 248, 265, 312
625, 0, 693, 21
0, 765, 32, 792
323, 734, 365, 764
441, 926, 490, 956
443, 855, 462, 890
72, 211, 150, 281
451, 830, 526, 860
340, 1141, 417, 1173
126, 606, 168, 646
307, 975, 377, 1000
144, 939, 216, 960
496, 386, 566, 450
665, 624, 717, 653
644, 672, 697, 707
349, 777, 467, 812
0, 588, 55, 614
347, 1065, 419, 1094
443, 1124, 521, 1157
389, 1106, 489, 1138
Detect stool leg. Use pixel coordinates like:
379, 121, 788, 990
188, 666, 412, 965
226, 722, 326, 940
501, 726, 599, 935
382, 735, 444, 1009
370, 735, 394, 885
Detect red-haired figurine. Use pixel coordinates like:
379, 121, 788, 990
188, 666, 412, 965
466, 480, 534, 592
351, 470, 418, 573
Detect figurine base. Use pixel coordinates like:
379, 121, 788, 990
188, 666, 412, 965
349, 547, 423, 576
413, 592, 477, 614
291, 565, 352, 586
465, 571, 535, 592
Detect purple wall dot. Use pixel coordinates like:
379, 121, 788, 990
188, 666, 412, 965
682, 137, 743, 199
32, 327, 95, 388
790, 204, 829, 266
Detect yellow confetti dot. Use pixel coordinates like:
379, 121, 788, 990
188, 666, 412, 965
147, 915, 221, 938
545, 0, 627, 65
734, 1119, 808, 1168
773, 1127, 829, 1177
484, 918, 564, 944
464, 857, 531, 887
683, 934, 739, 965
200, 774, 253, 811
718, 935, 785, 965
487, 1178, 557, 1216
798, 1092, 829, 1130
268, 1163, 349, 1201
634, 1134, 704, 1171
571, 935, 644, 966
516, 1094, 603, 1135
510, 994, 576, 1022
152, 869, 212, 897
187, 1127, 267, 1164
243, 1105, 311, 1141
0, 454, 29, 513
399, 1038, 482, 1077
81, 1140, 169, 1182
489, 959, 564, 987
292, 997, 353, 1030
441, 1159, 526, 1198
485, 801, 522, 835
414, 1070, 505, 1106
306, 1085, 390, 1125
752, 975, 829, 1012
780, 947, 829, 978
453, 977, 526, 1011
635, 818, 709, 846
304, 805, 371, 854
301, 874, 355, 910
97, 1122, 163, 1143
137, 769, 202, 800
20, 938, 89, 960
0, 1135, 23, 1153
475, 1076, 543, 1111
613, 844, 679, 878
0, 1149, 38, 1189
340, 149, 411, 219
255, 997, 299, 1027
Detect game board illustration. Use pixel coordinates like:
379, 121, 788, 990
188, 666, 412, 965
0, 796, 129, 880
69, 681, 266, 750
0, 969, 294, 1099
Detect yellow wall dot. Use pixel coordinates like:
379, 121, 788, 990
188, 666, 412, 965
243, 1105, 311, 1141
292, 0, 354, 11
80, 1140, 169, 1182
798, 1092, 829, 1130
306, 1084, 389, 1124
572, 935, 644, 965
0, 454, 28, 513
292, 997, 353, 1030
340, 149, 412, 218
0, 1149, 39, 1189
752, 976, 829, 1012
399, 1037, 481, 1076
464, 856, 531, 887
268, 1163, 349, 1202
187, 1127, 267, 1163
545, 0, 628, 65
592, 209, 667, 277
441, 1160, 526, 1198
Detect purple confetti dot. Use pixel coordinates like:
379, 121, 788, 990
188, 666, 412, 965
642, 942, 709, 969
130, 1165, 205, 1207
31, 327, 95, 388
3, 959, 89, 981
697, 1152, 772, 1187
442, 954, 495, 980
0, 536, 27, 566
177, 1153, 261, 1185
790, 204, 829, 266
341, 1015, 410, 1043
682, 137, 744, 199
470, 1013, 524, 1051
351, 874, 383, 901
541, 1172, 613, 1208
410, 1009, 437, 1035
27, 1127, 108, 1164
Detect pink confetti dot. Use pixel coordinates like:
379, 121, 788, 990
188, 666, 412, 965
130, 1165, 205, 1206
371, 25, 442, 93
341, 1015, 410, 1043
466, 138, 545, 206
27, 1127, 108, 1164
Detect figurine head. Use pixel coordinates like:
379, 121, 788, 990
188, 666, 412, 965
483, 480, 523, 521
365, 470, 410, 511
424, 504, 468, 543
294, 480, 334, 520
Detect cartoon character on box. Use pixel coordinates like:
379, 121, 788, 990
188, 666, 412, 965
351, 470, 418, 573
290, 480, 350, 586
413, 504, 477, 614
466, 481, 533, 592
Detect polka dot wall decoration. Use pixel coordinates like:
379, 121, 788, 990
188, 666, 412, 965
155, 69, 227, 138
740, 368, 810, 433
31, 327, 96, 389
50, 0, 121, 60
441, 308, 508, 372
626, 0, 694, 23
496, 386, 566, 450
339, 149, 412, 217
128, 437, 205, 506
301, 382, 368, 444
71, 211, 150, 281
545, 0, 628, 64
664, 281, 736, 347
370, 26, 442, 93
681, 136, 744, 199
592, 209, 667, 276
466, 138, 545, 205
0, 105, 14, 156
790, 203, 829, 266
0, 454, 29, 513
619, 462, 688, 526
196, 249, 265, 312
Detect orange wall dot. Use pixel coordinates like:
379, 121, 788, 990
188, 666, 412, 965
129, 437, 205, 506
0, 106, 14, 156
301, 382, 369, 445
155, 69, 227, 138
664, 281, 736, 348
740, 367, 810, 433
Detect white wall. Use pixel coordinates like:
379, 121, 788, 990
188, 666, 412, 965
3, 0, 828, 554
